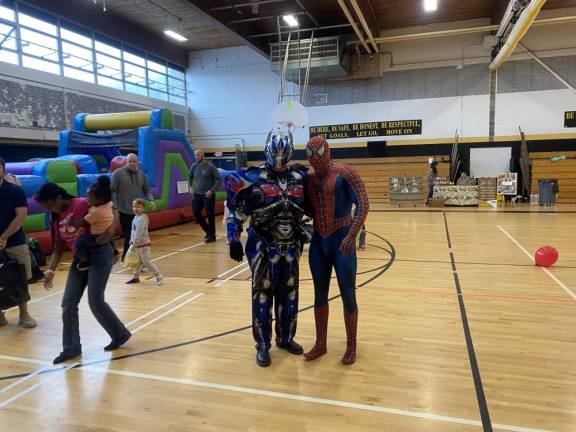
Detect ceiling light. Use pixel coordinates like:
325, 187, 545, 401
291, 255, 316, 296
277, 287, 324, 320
423, 0, 437, 12
282, 15, 299, 27
163, 30, 188, 42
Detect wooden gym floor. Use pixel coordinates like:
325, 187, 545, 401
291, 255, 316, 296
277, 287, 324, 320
1, 205, 576, 432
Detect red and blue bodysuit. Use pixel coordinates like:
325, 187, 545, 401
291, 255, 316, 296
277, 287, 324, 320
304, 136, 369, 365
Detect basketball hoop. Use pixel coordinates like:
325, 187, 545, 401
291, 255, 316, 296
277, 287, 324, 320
279, 120, 294, 130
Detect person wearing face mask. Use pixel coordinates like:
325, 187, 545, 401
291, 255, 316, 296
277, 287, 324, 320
224, 130, 310, 367
111, 153, 156, 261
303, 136, 369, 365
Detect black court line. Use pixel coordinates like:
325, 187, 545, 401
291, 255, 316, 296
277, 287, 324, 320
372, 209, 576, 214
443, 211, 492, 432
0, 232, 395, 382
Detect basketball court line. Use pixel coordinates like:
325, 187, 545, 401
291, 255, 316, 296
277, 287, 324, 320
0, 290, 203, 408
76, 366, 555, 432
497, 225, 576, 301
114, 236, 223, 274
443, 213, 492, 432
4, 289, 64, 313
0, 353, 554, 432
214, 263, 250, 287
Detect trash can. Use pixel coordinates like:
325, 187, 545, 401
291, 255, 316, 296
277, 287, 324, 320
538, 179, 559, 206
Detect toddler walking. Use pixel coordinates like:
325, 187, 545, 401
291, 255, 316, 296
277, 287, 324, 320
126, 198, 164, 285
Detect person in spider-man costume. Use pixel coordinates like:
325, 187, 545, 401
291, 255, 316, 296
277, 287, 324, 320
303, 136, 369, 365
224, 131, 310, 367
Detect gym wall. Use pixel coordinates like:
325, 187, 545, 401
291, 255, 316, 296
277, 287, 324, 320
187, 12, 576, 154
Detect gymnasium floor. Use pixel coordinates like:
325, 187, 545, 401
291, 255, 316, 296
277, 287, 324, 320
1, 206, 576, 432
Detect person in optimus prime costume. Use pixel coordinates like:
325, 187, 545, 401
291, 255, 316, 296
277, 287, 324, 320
224, 131, 309, 367
303, 136, 369, 365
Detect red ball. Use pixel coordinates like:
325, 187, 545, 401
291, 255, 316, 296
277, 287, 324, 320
110, 156, 127, 173
534, 246, 558, 267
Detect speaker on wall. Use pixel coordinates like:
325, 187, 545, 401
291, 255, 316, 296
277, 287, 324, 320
367, 141, 387, 157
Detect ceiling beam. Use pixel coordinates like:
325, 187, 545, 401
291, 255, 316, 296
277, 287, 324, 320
249, 23, 353, 38
228, 11, 307, 25
336, 0, 372, 53
349, 0, 380, 52
210, 0, 288, 12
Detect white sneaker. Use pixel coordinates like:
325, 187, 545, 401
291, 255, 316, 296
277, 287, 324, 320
155, 274, 164, 286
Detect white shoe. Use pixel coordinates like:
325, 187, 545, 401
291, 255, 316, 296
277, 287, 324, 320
155, 274, 164, 286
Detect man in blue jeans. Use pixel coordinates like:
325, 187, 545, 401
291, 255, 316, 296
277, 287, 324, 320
0, 157, 36, 329
189, 149, 222, 243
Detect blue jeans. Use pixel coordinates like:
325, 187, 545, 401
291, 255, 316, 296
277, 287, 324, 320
61, 243, 128, 355
75, 233, 98, 262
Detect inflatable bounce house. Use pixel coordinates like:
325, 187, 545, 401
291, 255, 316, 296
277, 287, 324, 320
5, 109, 226, 253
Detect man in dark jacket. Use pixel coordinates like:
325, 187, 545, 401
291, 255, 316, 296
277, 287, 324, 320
111, 154, 156, 260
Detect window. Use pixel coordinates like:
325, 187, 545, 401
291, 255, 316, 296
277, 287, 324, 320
0, 49, 17, 65
168, 77, 185, 97
148, 89, 167, 101
124, 62, 146, 86
123, 50, 145, 66
61, 28, 92, 48
95, 40, 121, 58
96, 52, 121, 78
0, 23, 17, 51
2, 5, 187, 102
18, 13, 57, 36
20, 28, 58, 62
64, 66, 94, 83
148, 70, 167, 93
125, 82, 147, 96
22, 55, 59, 74
62, 41, 93, 71
147, 59, 166, 74
98, 75, 123, 90
168, 67, 185, 80
0, 5, 15, 22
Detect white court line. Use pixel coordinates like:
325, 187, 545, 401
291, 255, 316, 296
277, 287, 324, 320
497, 225, 576, 301
124, 290, 194, 327
79, 366, 553, 432
115, 237, 222, 274
130, 293, 203, 334
0, 362, 76, 410
216, 261, 249, 279
5, 289, 64, 313
213, 264, 250, 287
0, 290, 203, 408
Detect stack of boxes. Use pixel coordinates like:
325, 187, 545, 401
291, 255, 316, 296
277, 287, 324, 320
478, 177, 497, 201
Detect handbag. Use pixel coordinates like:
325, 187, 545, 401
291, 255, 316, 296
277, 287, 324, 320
0, 251, 31, 309
122, 246, 140, 270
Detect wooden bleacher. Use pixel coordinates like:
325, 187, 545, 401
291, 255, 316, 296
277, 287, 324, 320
336, 156, 450, 203
530, 151, 576, 203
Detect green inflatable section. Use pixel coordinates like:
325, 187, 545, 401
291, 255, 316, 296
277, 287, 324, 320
148, 152, 225, 213
23, 213, 46, 233
45, 160, 78, 197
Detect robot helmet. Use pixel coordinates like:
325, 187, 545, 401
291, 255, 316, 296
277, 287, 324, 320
265, 130, 293, 170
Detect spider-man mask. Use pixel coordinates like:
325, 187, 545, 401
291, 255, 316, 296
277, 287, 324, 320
306, 136, 332, 175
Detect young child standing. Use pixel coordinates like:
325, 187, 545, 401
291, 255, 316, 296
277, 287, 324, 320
126, 198, 164, 285
72, 176, 114, 271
